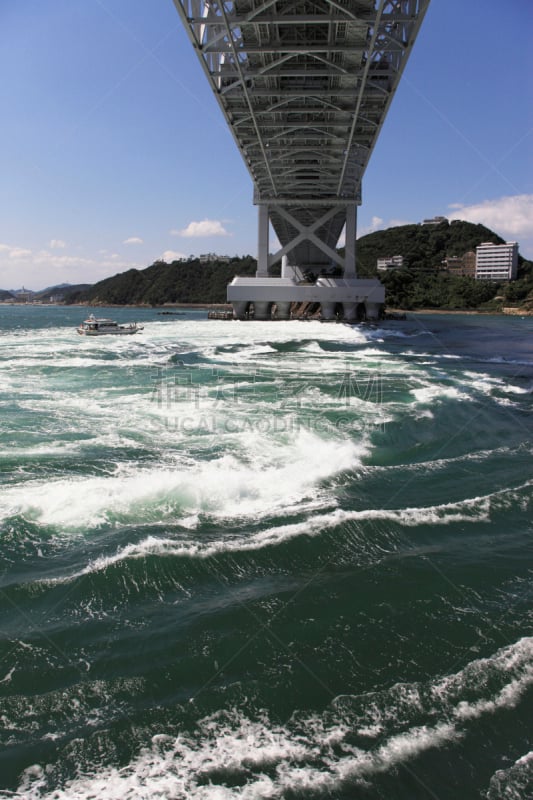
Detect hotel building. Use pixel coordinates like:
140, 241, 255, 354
377, 255, 404, 271
475, 242, 518, 281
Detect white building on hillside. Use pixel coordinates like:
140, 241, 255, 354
377, 255, 404, 271
475, 242, 518, 281
199, 253, 231, 264
421, 216, 447, 226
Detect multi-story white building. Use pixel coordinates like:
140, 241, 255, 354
475, 242, 518, 281
199, 253, 231, 264
377, 255, 404, 271
421, 216, 447, 226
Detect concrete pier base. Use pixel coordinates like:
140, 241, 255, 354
252, 301, 272, 320
232, 301, 249, 320
275, 302, 291, 320
342, 302, 357, 323
320, 302, 336, 321
228, 276, 384, 323
365, 301, 381, 321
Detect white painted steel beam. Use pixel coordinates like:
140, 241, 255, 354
172, 0, 430, 289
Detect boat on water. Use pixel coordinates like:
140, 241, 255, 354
77, 314, 143, 336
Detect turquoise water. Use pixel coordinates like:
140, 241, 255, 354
0, 305, 532, 799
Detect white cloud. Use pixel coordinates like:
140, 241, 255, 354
123, 236, 144, 245
358, 216, 413, 238
31, 250, 138, 270
0, 243, 32, 259
160, 250, 186, 262
0, 239, 144, 290
388, 218, 413, 229
8, 247, 32, 259
33, 251, 97, 268
175, 219, 230, 238
447, 195, 533, 239
50, 239, 67, 249
341, 215, 415, 246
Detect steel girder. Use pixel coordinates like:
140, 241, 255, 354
172, 0, 430, 269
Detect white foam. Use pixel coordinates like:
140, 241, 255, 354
0, 441, 82, 458
487, 750, 533, 800
0, 666, 15, 684
40, 479, 533, 585
10, 715, 459, 800
12, 638, 533, 800
411, 384, 472, 404
368, 444, 527, 476
462, 371, 530, 397
1, 430, 367, 532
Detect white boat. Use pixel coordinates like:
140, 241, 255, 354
77, 314, 143, 336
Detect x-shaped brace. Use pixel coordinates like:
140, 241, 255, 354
268, 205, 345, 269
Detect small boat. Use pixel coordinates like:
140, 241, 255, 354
77, 314, 143, 336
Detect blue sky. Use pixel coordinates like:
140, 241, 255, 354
0, 0, 531, 290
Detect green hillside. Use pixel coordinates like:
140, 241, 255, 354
355, 219, 532, 311
33, 283, 92, 301
64, 221, 533, 311
66, 256, 259, 306
356, 219, 503, 274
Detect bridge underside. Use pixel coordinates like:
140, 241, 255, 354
173, 0, 430, 318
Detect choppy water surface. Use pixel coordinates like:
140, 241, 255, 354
0, 305, 532, 799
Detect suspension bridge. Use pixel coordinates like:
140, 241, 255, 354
172, 0, 430, 319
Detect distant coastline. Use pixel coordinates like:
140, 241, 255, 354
3, 221, 532, 314
394, 307, 533, 317
0, 301, 233, 310
2, 302, 532, 317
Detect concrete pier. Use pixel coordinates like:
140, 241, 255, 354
228, 276, 384, 322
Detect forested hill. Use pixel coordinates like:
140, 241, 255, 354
356, 219, 504, 274
66, 256, 258, 306
64, 221, 533, 310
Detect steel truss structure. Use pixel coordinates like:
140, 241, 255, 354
173, 0, 430, 277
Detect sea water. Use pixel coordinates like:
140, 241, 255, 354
0, 305, 532, 799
